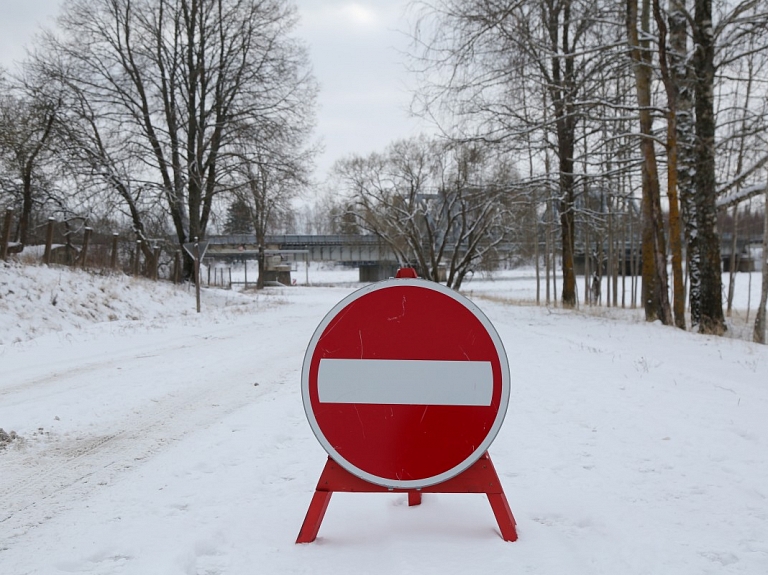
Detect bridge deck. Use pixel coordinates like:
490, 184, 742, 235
206, 234, 398, 264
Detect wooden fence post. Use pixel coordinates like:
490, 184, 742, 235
174, 250, 181, 283
43, 217, 55, 265
133, 240, 141, 276
153, 246, 161, 280
110, 233, 119, 270
194, 238, 201, 313
80, 227, 92, 269
0, 208, 13, 261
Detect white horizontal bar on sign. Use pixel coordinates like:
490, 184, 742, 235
317, 359, 493, 406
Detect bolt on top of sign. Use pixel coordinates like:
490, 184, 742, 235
302, 277, 510, 490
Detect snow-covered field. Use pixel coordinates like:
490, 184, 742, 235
1, 261, 767, 574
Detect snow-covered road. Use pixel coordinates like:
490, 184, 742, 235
1, 267, 767, 574
1, 283, 344, 568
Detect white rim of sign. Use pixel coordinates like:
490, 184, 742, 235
301, 278, 511, 489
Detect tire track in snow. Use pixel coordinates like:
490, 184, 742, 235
0, 343, 193, 398
0, 316, 270, 398
0, 316, 313, 552
0, 364, 293, 550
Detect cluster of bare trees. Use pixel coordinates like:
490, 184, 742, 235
0, 0, 316, 278
333, 137, 527, 289
4, 0, 768, 341
405, 0, 768, 337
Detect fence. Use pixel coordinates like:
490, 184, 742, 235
205, 264, 232, 289
0, 208, 184, 283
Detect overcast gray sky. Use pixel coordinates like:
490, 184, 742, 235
0, 0, 426, 183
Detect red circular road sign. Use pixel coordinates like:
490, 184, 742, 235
302, 278, 510, 489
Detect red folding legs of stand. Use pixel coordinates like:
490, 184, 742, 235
296, 452, 517, 543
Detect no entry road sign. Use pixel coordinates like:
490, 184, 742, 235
301, 278, 510, 489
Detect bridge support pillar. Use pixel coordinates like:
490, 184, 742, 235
359, 263, 400, 283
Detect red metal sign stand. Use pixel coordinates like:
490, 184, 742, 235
296, 452, 518, 543
297, 267, 517, 543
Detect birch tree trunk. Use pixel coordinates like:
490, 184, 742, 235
669, 0, 700, 327
753, 181, 768, 344
726, 206, 739, 316
726, 56, 755, 316
693, 0, 726, 334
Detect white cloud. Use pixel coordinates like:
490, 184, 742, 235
299, 2, 390, 35
340, 3, 378, 27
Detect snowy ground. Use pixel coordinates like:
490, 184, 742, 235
1, 261, 767, 574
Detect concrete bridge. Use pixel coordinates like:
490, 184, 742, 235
206, 234, 401, 281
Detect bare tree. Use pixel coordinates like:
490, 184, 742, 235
37, 0, 316, 277
719, 48, 761, 315
653, 0, 686, 328
411, 0, 626, 306
754, 180, 768, 343
689, 0, 768, 333
689, 0, 725, 333
627, 0, 673, 325
335, 137, 516, 290
640, 0, 768, 333
0, 79, 60, 246
39, 68, 163, 262
228, 124, 315, 287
